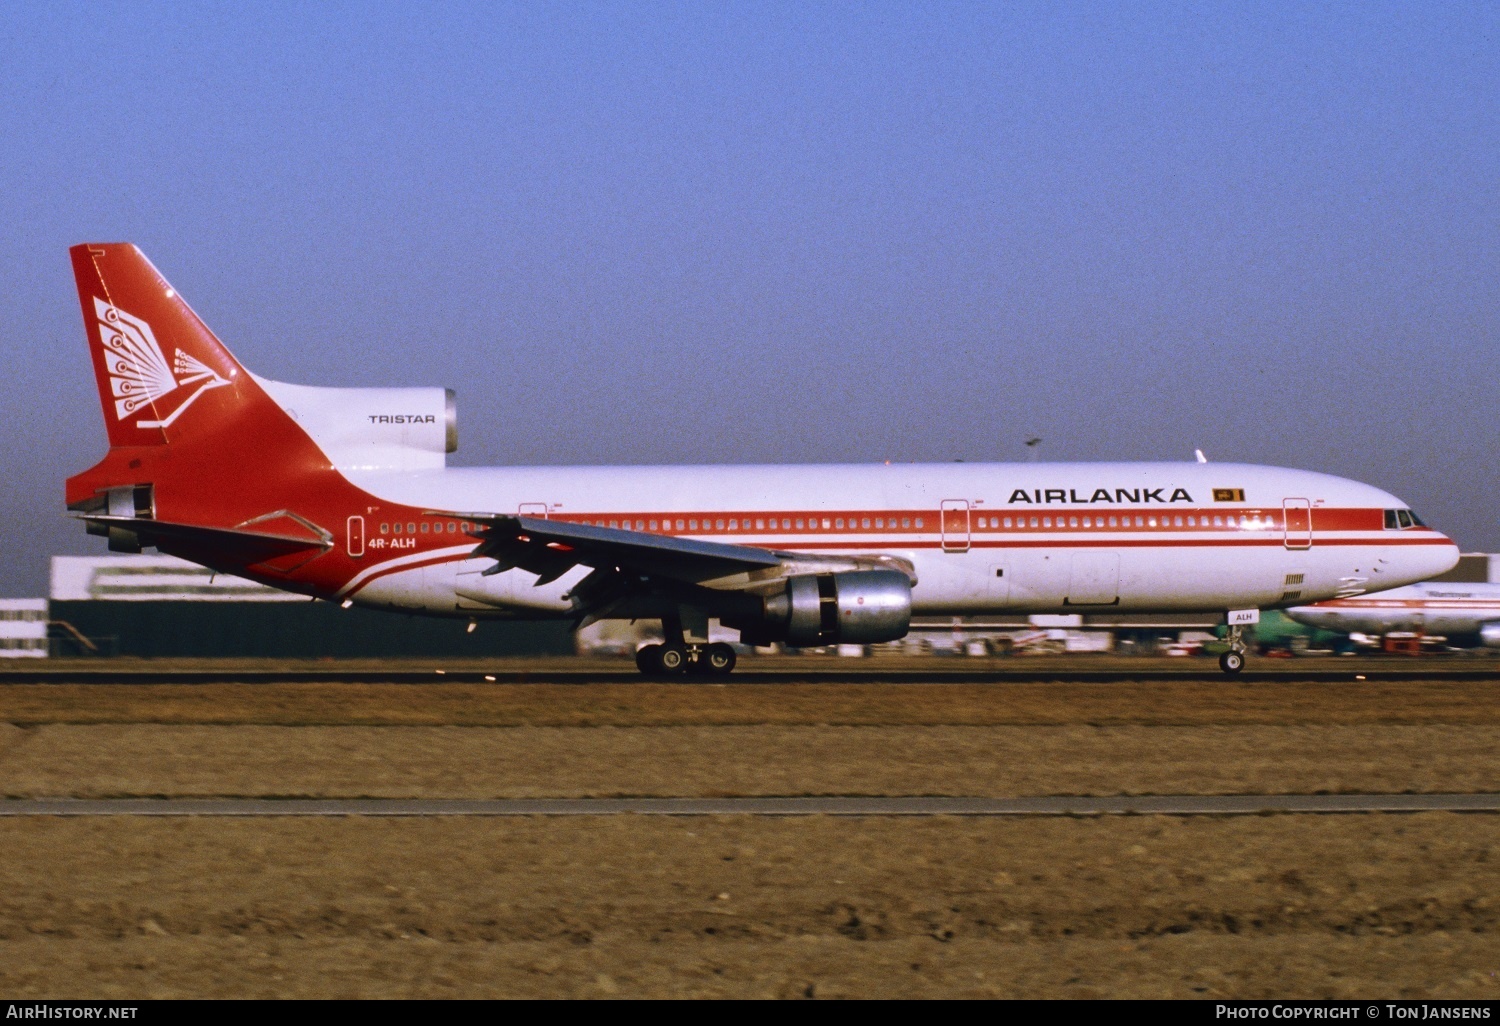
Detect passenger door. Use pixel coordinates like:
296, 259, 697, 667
941, 500, 971, 552
1283, 498, 1312, 550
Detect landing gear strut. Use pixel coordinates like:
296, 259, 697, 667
634, 641, 736, 677
634, 610, 736, 677
1219, 625, 1247, 675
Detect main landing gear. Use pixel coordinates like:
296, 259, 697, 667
1218, 624, 1248, 675
634, 608, 737, 677
635, 641, 737, 677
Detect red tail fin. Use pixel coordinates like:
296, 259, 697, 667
67, 244, 339, 529
72, 243, 252, 448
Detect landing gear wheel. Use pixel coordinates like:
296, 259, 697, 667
1219, 650, 1245, 674
703, 643, 737, 676
657, 645, 688, 674
635, 644, 663, 676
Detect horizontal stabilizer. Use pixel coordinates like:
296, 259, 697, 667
76, 515, 332, 568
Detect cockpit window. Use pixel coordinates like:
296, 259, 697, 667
1385, 508, 1421, 529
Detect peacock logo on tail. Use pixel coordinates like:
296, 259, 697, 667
95, 296, 229, 429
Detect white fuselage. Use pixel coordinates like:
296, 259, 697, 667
333, 460, 1458, 621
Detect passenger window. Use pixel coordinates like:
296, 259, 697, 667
380, 523, 389, 535
862, 518, 871, 529
875, 518, 884, 529
902, 518, 912, 529
675, 519, 685, 531
407, 523, 416, 534
420, 522, 429, 533
1148, 516, 1157, 527
915, 518, 924, 528
1108, 516, 1117, 527
754, 519, 765, 531
1069, 517, 1078, 528
649, 519, 659, 531
1043, 517, 1052, 528
1174, 516, 1182, 527
728, 519, 737, 531
1213, 516, 1223, 527
835, 518, 844, 529
1028, 517, 1038, 528
393, 523, 403, 534
1003, 517, 1013, 528
715, 519, 724, 530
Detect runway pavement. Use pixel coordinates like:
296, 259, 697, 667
4, 664, 1500, 685
3, 794, 1498, 816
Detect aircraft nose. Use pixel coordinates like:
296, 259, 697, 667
1393, 534, 1460, 585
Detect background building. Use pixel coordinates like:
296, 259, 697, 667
1431, 553, 1500, 583
0, 599, 48, 658
49, 555, 571, 658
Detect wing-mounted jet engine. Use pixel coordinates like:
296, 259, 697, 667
454, 513, 914, 674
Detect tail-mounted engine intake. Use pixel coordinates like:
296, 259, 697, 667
760, 570, 912, 646
254, 379, 457, 472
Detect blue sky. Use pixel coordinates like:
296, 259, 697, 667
1, 1, 1496, 594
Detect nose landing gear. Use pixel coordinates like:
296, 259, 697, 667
1219, 624, 1248, 674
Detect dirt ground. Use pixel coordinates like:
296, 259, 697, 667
2, 815, 1498, 999
1, 669, 1497, 998
3, 722, 1499, 799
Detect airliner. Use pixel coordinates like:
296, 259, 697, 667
1287, 582, 1500, 648
65, 243, 1460, 675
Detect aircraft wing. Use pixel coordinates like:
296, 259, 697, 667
451, 513, 786, 587
444, 512, 917, 627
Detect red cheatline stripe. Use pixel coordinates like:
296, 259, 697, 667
544, 507, 1412, 536
766, 538, 1448, 551
360, 507, 1444, 556
341, 535, 1452, 595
